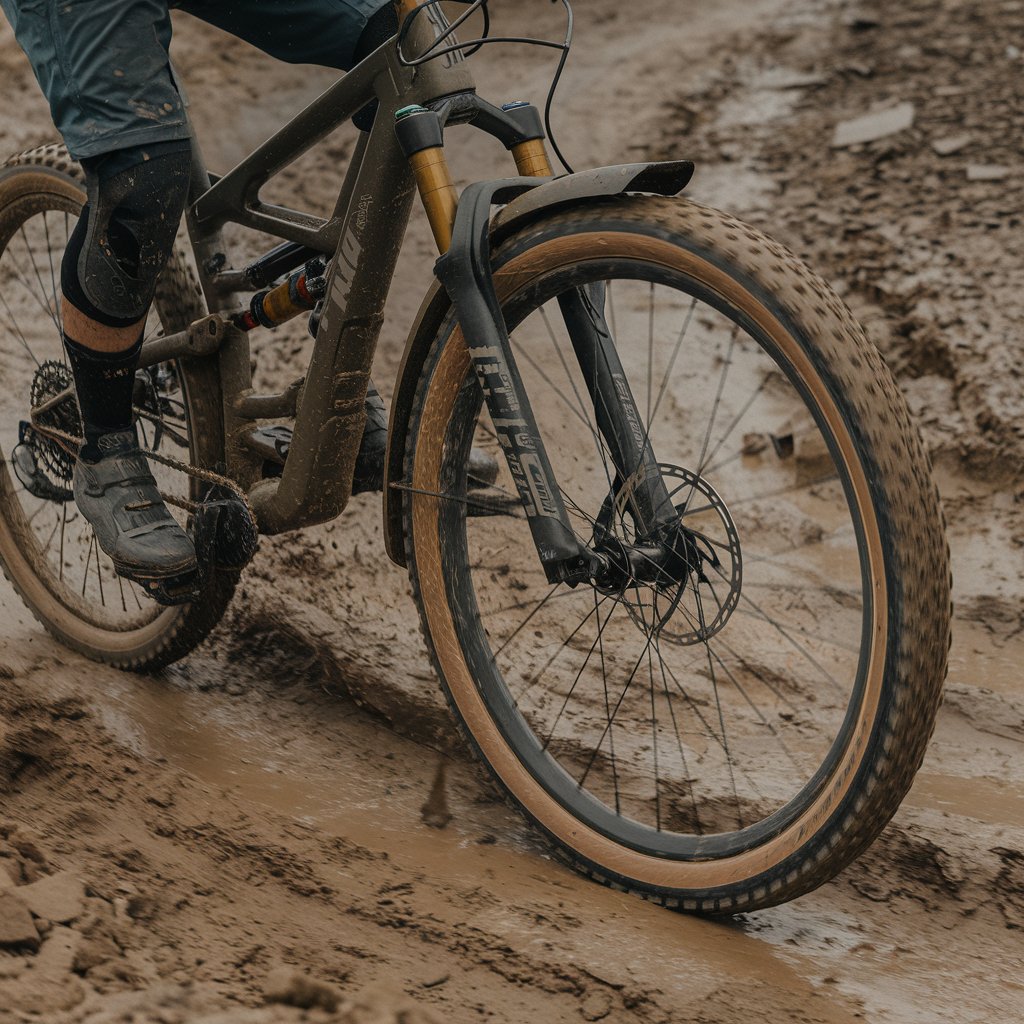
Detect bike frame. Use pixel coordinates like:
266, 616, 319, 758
139, 6, 474, 535
138, 0, 690, 585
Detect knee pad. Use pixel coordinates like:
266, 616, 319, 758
62, 139, 192, 326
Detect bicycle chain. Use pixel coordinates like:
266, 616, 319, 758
28, 414, 257, 524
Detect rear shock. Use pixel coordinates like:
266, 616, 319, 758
231, 257, 329, 333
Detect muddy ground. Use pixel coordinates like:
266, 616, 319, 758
1, 0, 1022, 1021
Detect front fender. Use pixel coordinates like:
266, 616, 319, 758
383, 159, 694, 566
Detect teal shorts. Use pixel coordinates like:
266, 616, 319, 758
0, 0, 387, 159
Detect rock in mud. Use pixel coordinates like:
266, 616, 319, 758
339, 984, 443, 1024
966, 163, 1009, 181
831, 101, 915, 147
18, 870, 85, 923
264, 966, 343, 1012
0, 891, 40, 950
931, 133, 971, 156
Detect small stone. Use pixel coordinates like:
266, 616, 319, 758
741, 432, 769, 456
580, 990, 614, 1021
931, 133, 970, 156
264, 966, 343, 1012
966, 164, 1009, 181
0, 892, 40, 950
832, 102, 915, 147
18, 871, 85, 924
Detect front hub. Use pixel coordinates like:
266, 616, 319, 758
591, 463, 742, 646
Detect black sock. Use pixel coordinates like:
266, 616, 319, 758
63, 333, 142, 462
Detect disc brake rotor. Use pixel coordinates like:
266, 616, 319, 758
595, 463, 742, 646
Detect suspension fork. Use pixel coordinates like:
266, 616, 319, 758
557, 285, 676, 534
398, 101, 594, 585
501, 111, 677, 538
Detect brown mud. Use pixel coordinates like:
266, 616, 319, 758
1, 0, 1022, 1021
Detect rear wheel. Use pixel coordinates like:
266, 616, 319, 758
0, 147, 234, 670
403, 196, 950, 912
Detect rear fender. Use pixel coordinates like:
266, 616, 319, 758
383, 160, 694, 566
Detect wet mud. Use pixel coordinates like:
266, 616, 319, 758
1, 0, 1022, 1021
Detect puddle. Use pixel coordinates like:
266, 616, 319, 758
55, 656, 870, 1015
908, 772, 1024, 829
947, 616, 1024, 699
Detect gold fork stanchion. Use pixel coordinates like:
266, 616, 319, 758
395, 105, 460, 254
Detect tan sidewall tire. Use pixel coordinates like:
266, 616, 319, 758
406, 197, 950, 912
0, 154, 233, 671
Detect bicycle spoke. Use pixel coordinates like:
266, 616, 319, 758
390, 480, 525, 518
578, 618, 657, 791
705, 640, 804, 772
0, 288, 42, 367
593, 587, 622, 815
728, 471, 840, 509
81, 531, 95, 598
730, 604, 860, 655
698, 377, 773, 481
648, 296, 697, 432
41, 213, 64, 335
514, 595, 608, 703
539, 305, 616, 497
646, 281, 655, 428
488, 586, 585, 617
9, 242, 60, 333
654, 633, 701, 833
494, 582, 563, 658
694, 324, 738, 474
58, 502, 67, 581
731, 583, 848, 697
540, 597, 617, 753
39, 513, 61, 558
635, 583, 662, 830
692, 581, 741, 827
19, 226, 61, 333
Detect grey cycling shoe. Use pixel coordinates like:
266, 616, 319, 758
73, 428, 198, 597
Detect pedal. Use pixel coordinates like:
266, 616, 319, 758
137, 571, 204, 607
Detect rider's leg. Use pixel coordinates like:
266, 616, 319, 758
62, 141, 192, 460
0, 0, 199, 592
62, 139, 199, 585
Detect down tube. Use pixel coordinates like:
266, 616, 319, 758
248, 113, 417, 534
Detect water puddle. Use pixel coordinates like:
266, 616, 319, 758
947, 617, 1024, 699
58, 656, 866, 1017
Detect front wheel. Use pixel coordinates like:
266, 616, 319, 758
403, 196, 950, 913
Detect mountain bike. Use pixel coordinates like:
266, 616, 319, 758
0, 0, 950, 913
